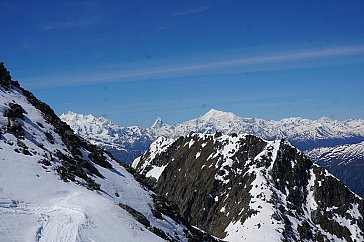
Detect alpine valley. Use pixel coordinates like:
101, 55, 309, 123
2, 62, 364, 242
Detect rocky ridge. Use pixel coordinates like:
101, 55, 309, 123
133, 132, 364, 242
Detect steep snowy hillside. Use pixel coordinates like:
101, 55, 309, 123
133, 133, 364, 242
0, 63, 219, 242
61, 109, 364, 163
307, 142, 364, 197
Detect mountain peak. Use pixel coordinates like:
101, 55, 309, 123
151, 116, 164, 129
200, 109, 237, 121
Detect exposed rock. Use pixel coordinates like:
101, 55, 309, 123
134, 133, 364, 241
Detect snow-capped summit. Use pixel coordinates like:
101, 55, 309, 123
200, 108, 237, 122
150, 116, 165, 129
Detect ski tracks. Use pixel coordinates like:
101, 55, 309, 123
0, 192, 90, 242
37, 205, 87, 242
37, 192, 89, 242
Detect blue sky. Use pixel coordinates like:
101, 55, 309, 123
1, 0, 364, 127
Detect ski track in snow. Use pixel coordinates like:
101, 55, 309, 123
0, 193, 88, 242
37, 193, 87, 242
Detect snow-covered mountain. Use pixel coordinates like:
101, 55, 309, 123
152, 109, 364, 150
61, 109, 364, 163
60, 112, 153, 163
0, 63, 219, 242
133, 133, 364, 241
307, 141, 364, 197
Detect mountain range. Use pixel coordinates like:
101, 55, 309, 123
61, 109, 364, 164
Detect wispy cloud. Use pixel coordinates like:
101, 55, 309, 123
39, 1, 104, 31
23, 45, 364, 89
169, 6, 210, 17
40, 16, 99, 31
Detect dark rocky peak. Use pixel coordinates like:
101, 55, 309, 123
133, 133, 364, 241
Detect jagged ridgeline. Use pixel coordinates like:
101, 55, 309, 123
133, 133, 364, 241
0, 63, 221, 241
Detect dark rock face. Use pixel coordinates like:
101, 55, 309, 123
134, 133, 364, 241
148, 134, 266, 237
324, 162, 364, 198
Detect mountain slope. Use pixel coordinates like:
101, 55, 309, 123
133, 133, 364, 242
307, 141, 364, 197
0, 63, 219, 242
61, 109, 364, 164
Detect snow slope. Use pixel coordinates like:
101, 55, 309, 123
61, 109, 364, 163
0, 65, 218, 242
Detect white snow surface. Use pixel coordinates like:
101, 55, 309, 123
0, 87, 190, 242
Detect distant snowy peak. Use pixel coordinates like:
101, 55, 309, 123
199, 108, 238, 122
61, 112, 153, 162
150, 116, 165, 129
60, 111, 123, 137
